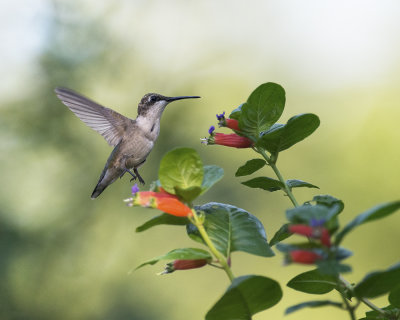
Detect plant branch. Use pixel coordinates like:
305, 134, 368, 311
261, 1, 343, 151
258, 148, 299, 207
338, 275, 386, 316
258, 147, 386, 318
190, 209, 235, 282
339, 291, 356, 320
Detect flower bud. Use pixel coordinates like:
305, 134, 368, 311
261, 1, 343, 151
161, 259, 208, 274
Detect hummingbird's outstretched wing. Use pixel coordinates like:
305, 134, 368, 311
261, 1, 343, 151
55, 87, 133, 147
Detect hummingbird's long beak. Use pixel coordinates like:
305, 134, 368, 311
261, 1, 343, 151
166, 96, 201, 102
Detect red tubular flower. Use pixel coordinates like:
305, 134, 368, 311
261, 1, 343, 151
288, 225, 313, 237
173, 259, 208, 270
225, 119, 240, 131
161, 259, 208, 274
132, 191, 192, 217
288, 224, 331, 247
289, 250, 322, 264
319, 229, 331, 247
214, 133, 253, 148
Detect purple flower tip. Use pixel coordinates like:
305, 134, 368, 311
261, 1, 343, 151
131, 183, 140, 195
216, 111, 226, 121
310, 218, 326, 227
208, 125, 215, 135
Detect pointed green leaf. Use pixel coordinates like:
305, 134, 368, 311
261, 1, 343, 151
159, 147, 204, 194
285, 300, 343, 315
286, 179, 319, 190
361, 305, 400, 320
287, 269, 337, 294
354, 263, 400, 298
229, 104, 243, 120
206, 275, 282, 320
174, 186, 202, 203
286, 204, 331, 224
187, 203, 274, 257
201, 165, 224, 194
239, 83, 286, 137
335, 201, 400, 245
269, 223, 291, 246
135, 248, 211, 271
389, 286, 400, 307
257, 113, 320, 153
316, 260, 352, 275
241, 176, 284, 192
136, 213, 188, 232
235, 159, 266, 177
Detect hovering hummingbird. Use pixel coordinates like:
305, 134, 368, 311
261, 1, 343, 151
55, 87, 200, 199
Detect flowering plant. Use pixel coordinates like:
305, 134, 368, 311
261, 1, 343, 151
127, 83, 400, 320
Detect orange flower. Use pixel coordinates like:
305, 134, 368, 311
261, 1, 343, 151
130, 187, 192, 217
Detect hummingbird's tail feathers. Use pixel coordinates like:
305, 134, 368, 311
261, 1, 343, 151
90, 163, 124, 199
91, 183, 107, 199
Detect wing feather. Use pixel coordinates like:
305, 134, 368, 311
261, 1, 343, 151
55, 87, 133, 146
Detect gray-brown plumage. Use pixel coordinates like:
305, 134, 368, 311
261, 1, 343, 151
54, 87, 200, 198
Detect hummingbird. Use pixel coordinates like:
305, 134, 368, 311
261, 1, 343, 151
55, 87, 200, 199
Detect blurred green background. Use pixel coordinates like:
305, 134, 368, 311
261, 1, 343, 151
1, 1, 399, 319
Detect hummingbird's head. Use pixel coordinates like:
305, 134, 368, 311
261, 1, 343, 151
137, 93, 200, 118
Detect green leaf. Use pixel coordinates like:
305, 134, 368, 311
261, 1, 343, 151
354, 263, 400, 299
206, 275, 282, 320
389, 286, 400, 307
286, 179, 319, 190
174, 186, 202, 203
188, 203, 274, 257
239, 83, 286, 137
276, 242, 324, 253
229, 104, 243, 120
285, 300, 343, 315
287, 269, 337, 294
361, 305, 400, 320
135, 248, 211, 270
241, 176, 284, 192
159, 147, 204, 195
316, 260, 352, 275
269, 223, 291, 246
313, 195, 344, 209
312, 195, 344, 234
257, 113, 320, 153
286, 204, 331, 224
201, 165, 224, 194
335, 201, 400, 245
235, 159, 266, 177
136, 213, 188, 232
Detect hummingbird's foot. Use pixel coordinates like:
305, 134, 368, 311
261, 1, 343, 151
134, 168, 145, 185
122, 169, 137, 181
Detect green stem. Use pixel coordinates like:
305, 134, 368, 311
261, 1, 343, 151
339, 290, 356, 320
339, 276, 386, 316
258, 148, 299, 207
191, 209, 235, 282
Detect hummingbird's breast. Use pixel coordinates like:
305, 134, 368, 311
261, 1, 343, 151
121, 119, 160, 169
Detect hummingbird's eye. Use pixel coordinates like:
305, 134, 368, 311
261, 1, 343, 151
149, 95, 158, 102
